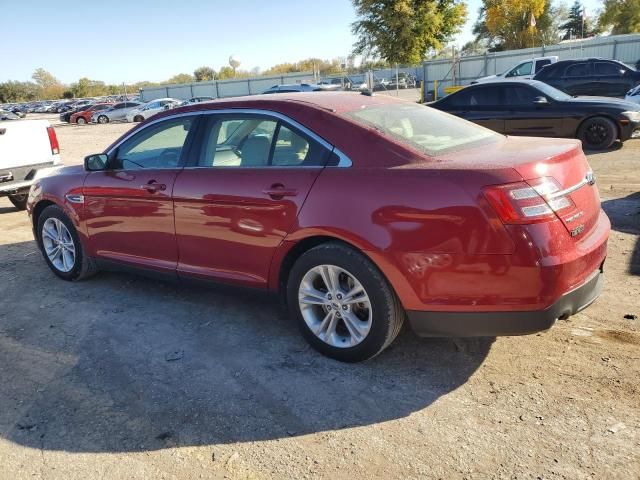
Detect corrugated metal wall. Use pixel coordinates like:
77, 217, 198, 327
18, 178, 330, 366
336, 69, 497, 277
140, 72, 315, 101
423, 34, 640, 97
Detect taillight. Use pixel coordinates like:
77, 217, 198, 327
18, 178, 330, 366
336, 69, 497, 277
483, 177, 575, 224
47, 126, 59, 155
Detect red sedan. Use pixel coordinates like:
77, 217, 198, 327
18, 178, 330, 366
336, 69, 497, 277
70, 103, 111, 125
27, 92, 609, 362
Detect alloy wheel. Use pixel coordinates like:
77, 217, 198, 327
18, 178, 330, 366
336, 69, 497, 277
41, 218, 76, 272
298, 265, 372, 348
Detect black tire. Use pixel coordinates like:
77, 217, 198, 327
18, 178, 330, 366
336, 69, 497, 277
286, 242, 405, 362
134, 115, 144, 122
36, 205, 98, 281
578, 116, 617, 150
97, 115, 109, 124
76, 117, 87, 125
8, 193, 28, 210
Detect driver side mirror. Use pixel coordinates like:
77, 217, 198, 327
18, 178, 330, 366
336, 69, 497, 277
533, 96, 549, 105
84, 153, 108, 171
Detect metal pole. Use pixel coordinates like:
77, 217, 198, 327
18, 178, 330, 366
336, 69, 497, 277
396, 63, 399, 96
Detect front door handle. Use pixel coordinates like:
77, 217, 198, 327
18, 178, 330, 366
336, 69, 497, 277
141, 180, 166, 193
263, 183, 298, 199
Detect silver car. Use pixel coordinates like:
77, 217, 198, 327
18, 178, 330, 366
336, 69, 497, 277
91, 101, 142, 124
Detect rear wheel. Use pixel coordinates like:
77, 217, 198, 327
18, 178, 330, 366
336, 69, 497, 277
287, 242, 404, 362
76, 117, 87, 125
133, 115, 144, 122
97, 115, 109, 124
37, 205, 97, 281
578, 116, 617, 150
8, 193, 28, 210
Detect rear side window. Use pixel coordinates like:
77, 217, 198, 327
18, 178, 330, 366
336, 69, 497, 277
535, 59, 552, 73
448, 87, 500, 107
565, 63, 592, 77
344, 103, 500, 156
595, 62, 623, 76
196, 115, 328, 168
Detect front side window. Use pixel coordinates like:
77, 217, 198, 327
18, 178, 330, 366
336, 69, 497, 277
503, 86, 538, 106
507, 62, 533, 77
113, 117, 194, 170
344, 102, 501, 156
197, 115, 327, 168
595, 62, 623, 76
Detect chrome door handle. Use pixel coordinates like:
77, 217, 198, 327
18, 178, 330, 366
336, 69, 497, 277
141, 180, 166, 193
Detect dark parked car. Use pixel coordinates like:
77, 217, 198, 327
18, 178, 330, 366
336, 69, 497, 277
533, 58, 640, 97
28, 92, 609, 362
430, 80, 640, 150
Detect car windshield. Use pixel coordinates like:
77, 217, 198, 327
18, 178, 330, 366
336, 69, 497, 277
344, 102, 501, 156
532, 81, 572, 101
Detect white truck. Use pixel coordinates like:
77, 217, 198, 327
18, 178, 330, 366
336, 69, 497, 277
0, 119, 61, 210
472, 56, 558, 84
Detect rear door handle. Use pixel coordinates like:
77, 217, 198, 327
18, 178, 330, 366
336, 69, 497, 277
263, 184, 298, 199
141, 180, 166, 193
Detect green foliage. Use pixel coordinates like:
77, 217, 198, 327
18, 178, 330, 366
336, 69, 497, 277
194, 66, 216, 82
351, 0, 467, 64
599, 0, 640, 34
167, 73, 195, 84
0, 81, 39, 103
560, 1, 597, 39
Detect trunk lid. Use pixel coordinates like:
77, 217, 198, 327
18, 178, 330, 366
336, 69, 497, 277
438, 136, 601, 237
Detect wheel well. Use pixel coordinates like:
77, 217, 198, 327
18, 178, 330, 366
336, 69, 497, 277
577, 115, 621, 140
32, 200, 56, 232
278, 236, 360, 294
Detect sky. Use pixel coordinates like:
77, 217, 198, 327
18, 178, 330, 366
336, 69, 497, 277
2, 0, 605, 85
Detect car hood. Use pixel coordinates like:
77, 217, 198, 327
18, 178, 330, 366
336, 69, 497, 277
568, 96, 640, 110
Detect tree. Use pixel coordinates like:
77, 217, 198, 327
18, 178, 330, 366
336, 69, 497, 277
560, 1, 597, 39
473, 0, 560, 51
194, 66, 216, 82
0, 81, 39, 102
599, 0, 640, 34
31, 68, 64, 99
216, 66, 235, 80
167, 73, 194, 84
351, 0, 467, 65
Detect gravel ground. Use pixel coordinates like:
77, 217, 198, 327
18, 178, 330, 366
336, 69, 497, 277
0, 116, 638, 480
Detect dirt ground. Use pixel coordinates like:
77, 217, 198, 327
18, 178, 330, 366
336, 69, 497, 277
0, 116, 638, 480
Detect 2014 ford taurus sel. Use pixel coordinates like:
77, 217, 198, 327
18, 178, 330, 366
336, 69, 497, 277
27, 92, 610, 362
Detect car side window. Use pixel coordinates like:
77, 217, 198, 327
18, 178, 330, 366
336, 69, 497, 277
113, 117, 194, 170
535, 60, 552, 73
595, 62, 623, 76
465, 87, 500, 106
147, 102, 160, 109
507, 61, 533, 77
448, 89, 473, 107
503, 86, 538, 106
197, 115, 328, 168
565, 63, 592, 77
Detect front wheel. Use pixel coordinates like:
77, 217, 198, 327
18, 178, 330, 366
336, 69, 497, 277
76, 117, 86, 125
287, 242, 404, 362
8, 193, 28, 210
97, 115, 109, 124
37, 205, 97, 281
578, 116, 617, 150
133, 115, 144, 122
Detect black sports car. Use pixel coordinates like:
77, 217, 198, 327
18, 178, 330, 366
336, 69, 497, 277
429, 79, 640, 150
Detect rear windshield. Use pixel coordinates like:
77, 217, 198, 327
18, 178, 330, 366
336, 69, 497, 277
344, 103, 500, 156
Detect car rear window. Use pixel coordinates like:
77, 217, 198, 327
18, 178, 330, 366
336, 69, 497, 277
344, 103, 500, 156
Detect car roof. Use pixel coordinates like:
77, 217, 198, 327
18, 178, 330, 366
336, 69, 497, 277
159, 91, 406, 115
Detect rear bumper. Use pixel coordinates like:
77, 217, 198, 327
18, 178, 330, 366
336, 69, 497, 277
407, 267, 604, 337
